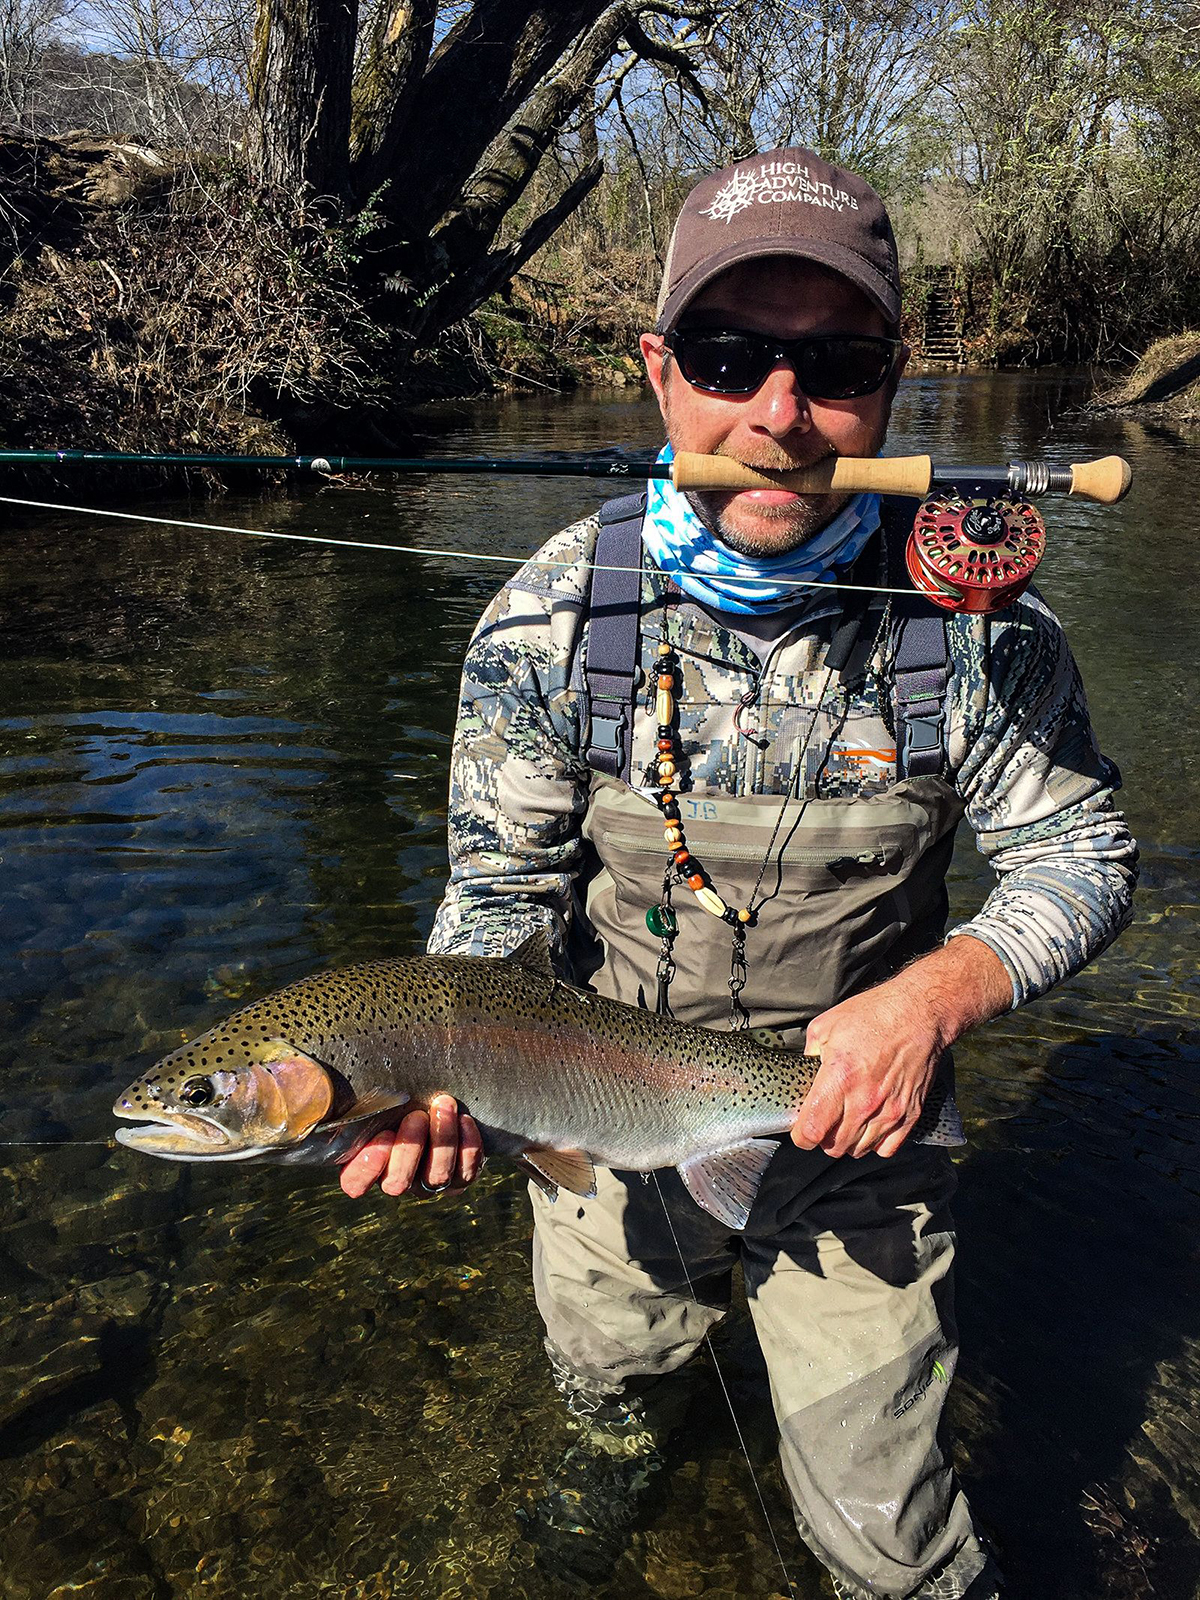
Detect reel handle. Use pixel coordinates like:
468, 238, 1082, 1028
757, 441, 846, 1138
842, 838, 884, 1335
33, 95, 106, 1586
1068, 455, 1132, 504
671, 452, 934, 497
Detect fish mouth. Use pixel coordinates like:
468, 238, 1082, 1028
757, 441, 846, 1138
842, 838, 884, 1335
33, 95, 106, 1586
113, 1110, 233, 1157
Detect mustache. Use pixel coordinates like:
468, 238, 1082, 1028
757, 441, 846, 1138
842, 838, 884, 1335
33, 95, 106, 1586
712, 441, 835, 476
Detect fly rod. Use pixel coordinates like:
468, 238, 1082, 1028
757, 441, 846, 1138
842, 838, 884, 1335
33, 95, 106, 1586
0, 448, 1133, 505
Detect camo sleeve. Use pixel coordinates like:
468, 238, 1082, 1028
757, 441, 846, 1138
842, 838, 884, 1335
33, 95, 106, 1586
944, 594, 1138, 1007
426, 518, 597, 967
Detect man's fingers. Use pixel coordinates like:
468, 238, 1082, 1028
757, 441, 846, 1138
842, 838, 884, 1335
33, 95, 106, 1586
339, 1129, 395, 1198
873, 1116, 920, 1160
791, 1064, 846, 1150
422, 1095, 460, 1190
340, 1103, 480, 1201
382, 1109, 431, 1195
456, 1113, 483, 1187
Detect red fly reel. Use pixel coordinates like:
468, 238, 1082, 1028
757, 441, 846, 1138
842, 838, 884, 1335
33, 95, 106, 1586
906, 496, 1046, 614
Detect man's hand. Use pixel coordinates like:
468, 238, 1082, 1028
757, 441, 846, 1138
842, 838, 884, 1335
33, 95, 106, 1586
339, 1095, 483, 1199
792, 936, 1012, 1160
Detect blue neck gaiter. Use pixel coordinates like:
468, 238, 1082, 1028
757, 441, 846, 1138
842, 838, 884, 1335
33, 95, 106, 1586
641, 443, 880, 614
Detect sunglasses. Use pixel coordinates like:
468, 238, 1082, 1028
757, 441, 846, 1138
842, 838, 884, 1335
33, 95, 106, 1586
664, 327, 902, 399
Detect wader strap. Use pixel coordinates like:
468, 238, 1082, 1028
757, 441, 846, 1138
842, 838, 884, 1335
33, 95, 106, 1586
893, 614, 951, 777
583, 493, 647, 781
881, 497, 952, 779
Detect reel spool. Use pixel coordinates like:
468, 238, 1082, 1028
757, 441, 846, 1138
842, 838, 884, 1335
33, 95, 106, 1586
906, 496, 1046, 614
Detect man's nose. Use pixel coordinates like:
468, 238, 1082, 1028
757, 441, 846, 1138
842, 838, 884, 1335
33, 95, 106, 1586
748, 359, 812, 437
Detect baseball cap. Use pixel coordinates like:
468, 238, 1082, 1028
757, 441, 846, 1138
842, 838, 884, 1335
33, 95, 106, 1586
655, 146, 901, 332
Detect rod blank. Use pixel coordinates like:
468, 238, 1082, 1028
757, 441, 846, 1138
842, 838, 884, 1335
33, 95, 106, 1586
0, 447, 1132, 502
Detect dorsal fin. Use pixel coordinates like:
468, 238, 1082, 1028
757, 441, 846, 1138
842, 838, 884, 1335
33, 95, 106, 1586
507, 929, 556, 977
750, 1026, 788, 1051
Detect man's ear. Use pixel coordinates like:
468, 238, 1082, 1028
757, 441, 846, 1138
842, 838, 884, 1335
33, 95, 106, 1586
640, 332, 669, 416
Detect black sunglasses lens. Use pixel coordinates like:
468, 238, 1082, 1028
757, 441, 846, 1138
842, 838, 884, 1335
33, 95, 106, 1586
798, 337, 895, 399
673, 332, 773, 393
672, 331, 896, 397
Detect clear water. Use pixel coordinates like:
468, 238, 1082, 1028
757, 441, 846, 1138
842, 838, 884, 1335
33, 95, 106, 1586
0, 375, 1196, 1599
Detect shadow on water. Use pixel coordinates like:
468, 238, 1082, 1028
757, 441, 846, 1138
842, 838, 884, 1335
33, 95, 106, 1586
952, 1025, 1200, 1600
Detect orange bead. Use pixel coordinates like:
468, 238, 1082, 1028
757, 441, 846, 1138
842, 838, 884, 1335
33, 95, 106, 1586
673, 848, 690, 866
738, 908, 752, 923
686, 872, 705, 891
657, 738, 674, 752
657, 673, 675, 690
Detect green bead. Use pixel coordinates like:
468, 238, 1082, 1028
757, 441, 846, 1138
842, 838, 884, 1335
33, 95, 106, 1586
645, 904, 678, 938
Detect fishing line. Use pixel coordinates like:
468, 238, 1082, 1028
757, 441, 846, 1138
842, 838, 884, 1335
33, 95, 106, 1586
650, 1170, 799, 1600
0, 494, 916, 598
0, 1137, 114, 1145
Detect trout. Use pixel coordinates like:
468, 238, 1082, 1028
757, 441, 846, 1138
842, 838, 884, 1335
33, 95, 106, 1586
114, 933, 963, 1229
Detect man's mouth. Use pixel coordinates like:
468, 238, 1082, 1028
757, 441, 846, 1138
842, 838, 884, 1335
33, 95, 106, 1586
737, 486, 804, 506
711, 448, 834, 508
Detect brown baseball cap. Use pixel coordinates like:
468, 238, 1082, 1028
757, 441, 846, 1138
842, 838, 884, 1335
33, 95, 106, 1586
655, 146, 901, 331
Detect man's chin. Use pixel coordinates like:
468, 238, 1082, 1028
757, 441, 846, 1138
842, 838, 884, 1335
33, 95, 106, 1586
712, 496, 840, 558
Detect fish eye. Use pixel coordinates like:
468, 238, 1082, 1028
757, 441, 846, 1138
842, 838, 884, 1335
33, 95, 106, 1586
178, 1076, 216, 1107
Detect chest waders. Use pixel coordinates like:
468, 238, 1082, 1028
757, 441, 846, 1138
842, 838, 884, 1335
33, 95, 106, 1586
526, 493, 999, 1600
578, 491, 966, 1042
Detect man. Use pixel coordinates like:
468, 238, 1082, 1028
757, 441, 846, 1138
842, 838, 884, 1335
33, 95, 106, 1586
341, 148, 1137, 1598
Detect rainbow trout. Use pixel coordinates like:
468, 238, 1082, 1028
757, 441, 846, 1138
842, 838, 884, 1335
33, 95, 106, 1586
114, 933, 963, 1229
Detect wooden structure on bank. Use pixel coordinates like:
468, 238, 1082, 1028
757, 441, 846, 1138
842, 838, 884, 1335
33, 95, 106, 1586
919, 266, 965, 365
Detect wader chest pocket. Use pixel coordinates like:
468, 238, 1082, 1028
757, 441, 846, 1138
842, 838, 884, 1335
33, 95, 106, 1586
598, 829, 907, 888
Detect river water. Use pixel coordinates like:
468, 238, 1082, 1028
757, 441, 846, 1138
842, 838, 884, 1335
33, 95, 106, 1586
0, 373, 1196, 1600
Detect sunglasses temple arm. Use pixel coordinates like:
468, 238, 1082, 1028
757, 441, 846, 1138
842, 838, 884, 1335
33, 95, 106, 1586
671, 453, 1133, 505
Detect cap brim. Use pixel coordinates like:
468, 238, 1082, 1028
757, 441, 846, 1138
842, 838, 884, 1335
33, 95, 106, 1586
657, 236, 900, 332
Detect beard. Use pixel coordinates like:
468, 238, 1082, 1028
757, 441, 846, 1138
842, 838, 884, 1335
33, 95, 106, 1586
688, 483, 854, 557
682, 438, 852, 558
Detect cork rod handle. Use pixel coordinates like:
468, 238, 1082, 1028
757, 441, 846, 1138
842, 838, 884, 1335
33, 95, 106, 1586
671, 452, 934, 498
1069, 456, 1132, 504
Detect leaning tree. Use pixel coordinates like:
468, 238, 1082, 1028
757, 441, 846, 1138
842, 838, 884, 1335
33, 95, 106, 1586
248, 0, 717, 348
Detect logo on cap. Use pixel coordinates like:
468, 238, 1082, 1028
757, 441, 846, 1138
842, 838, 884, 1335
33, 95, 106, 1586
700, 166, 767, 224
700, 160, 862, 224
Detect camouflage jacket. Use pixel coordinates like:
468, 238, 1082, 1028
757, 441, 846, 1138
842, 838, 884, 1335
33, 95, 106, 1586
428, 510, 1138, 1009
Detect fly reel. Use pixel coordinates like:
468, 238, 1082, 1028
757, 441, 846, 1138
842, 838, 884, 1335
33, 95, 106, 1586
906, 496, 1047, 614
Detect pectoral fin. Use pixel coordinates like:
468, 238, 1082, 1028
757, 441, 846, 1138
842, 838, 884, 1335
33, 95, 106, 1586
678, 1139, 779, 1231
320, 1089, 411, 1130
520, 1147, 597, 1200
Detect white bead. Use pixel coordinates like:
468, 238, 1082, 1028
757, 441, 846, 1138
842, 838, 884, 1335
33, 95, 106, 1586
694, 886, 727, 917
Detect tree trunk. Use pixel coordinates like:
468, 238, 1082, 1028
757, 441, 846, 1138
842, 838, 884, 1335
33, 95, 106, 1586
249, 0, 357, 202
349, 0, 436, 191
358, 0, 612, 228
428, 3, 634, 273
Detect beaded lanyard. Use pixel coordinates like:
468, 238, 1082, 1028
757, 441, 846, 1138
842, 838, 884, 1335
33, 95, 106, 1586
645, 591, 892, 1026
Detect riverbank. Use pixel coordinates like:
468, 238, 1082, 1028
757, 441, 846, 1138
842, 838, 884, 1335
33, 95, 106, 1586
1091, 332, 1200, 423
